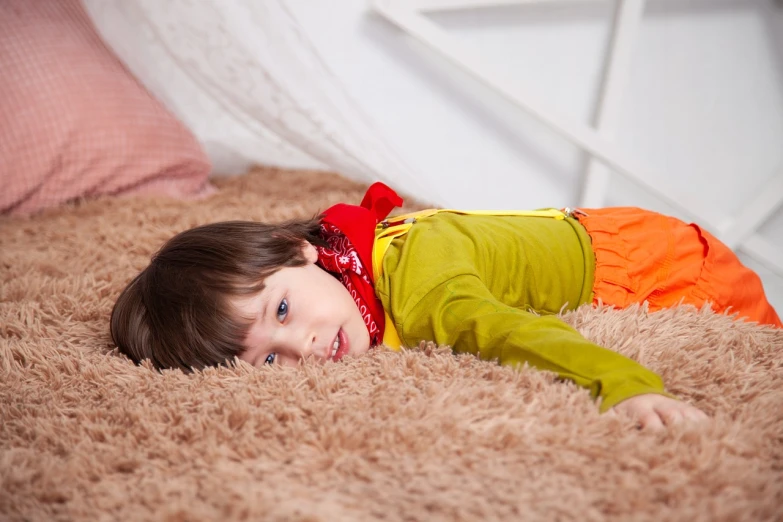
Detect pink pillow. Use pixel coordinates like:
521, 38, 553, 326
0, 0, 213, 216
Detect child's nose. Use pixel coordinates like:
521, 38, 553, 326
281, 327, 318, 361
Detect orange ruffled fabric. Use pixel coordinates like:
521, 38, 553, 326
576, 207, 781, 328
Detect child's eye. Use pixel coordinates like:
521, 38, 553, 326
264, 353, 277, 365
276, 298, 288, 322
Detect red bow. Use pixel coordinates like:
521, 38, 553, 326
316, 182, 404, 346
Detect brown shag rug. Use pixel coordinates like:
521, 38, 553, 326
1, 168, 782, 522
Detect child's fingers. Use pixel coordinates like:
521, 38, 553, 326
638, 410, 665, 430
657, 404, 688, 426
657, 403, 708, 427
684, 405, 710, 423
610, 395, 707, 430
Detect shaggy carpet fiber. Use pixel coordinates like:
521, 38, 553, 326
1, 168, 782, 521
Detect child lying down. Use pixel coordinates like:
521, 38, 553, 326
110, 183, 781, 429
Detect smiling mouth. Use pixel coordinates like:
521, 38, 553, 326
330, 334, 340, 359
329, 329, 348, 361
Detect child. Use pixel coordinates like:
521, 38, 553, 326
111, 182, 781, 429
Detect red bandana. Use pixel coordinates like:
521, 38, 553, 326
315, 182, 403, 346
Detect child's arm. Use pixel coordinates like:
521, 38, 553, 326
392, 274, 677, 413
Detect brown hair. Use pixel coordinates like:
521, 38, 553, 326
110, 218, 326, 372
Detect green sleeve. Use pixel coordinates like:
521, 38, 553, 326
396, 274, 671, 412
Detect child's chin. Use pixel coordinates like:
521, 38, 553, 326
351, 337, 372, 356
352, 343, 371, 356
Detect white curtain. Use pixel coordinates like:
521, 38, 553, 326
82, 0, 433, 196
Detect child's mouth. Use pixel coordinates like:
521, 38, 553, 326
330, 328, 349, 361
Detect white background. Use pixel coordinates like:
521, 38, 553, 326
278, 0, 783, 314
88, 0, 783, 315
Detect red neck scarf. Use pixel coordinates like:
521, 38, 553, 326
315, 182, 403, 346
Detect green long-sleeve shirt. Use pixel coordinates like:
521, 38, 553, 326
374, 212, 667, 412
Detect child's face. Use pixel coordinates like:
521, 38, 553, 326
234, 242, 371, 368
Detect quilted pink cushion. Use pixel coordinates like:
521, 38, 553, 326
0, 0, 213, 216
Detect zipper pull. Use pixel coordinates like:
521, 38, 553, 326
563, 207, 589, 218
380, 217, 417, 229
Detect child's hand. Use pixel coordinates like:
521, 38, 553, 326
611, 394, 708, 430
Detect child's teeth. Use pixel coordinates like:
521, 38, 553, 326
331, 336, 340, 358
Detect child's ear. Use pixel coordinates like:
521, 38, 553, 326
301, 242, 318, 264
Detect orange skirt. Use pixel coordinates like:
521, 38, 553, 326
575, 207, 781, 328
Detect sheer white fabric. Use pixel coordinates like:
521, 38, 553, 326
82, 0, 429, 194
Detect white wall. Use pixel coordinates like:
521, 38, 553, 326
280, 0, 783, 315
86, 0, 783, 315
